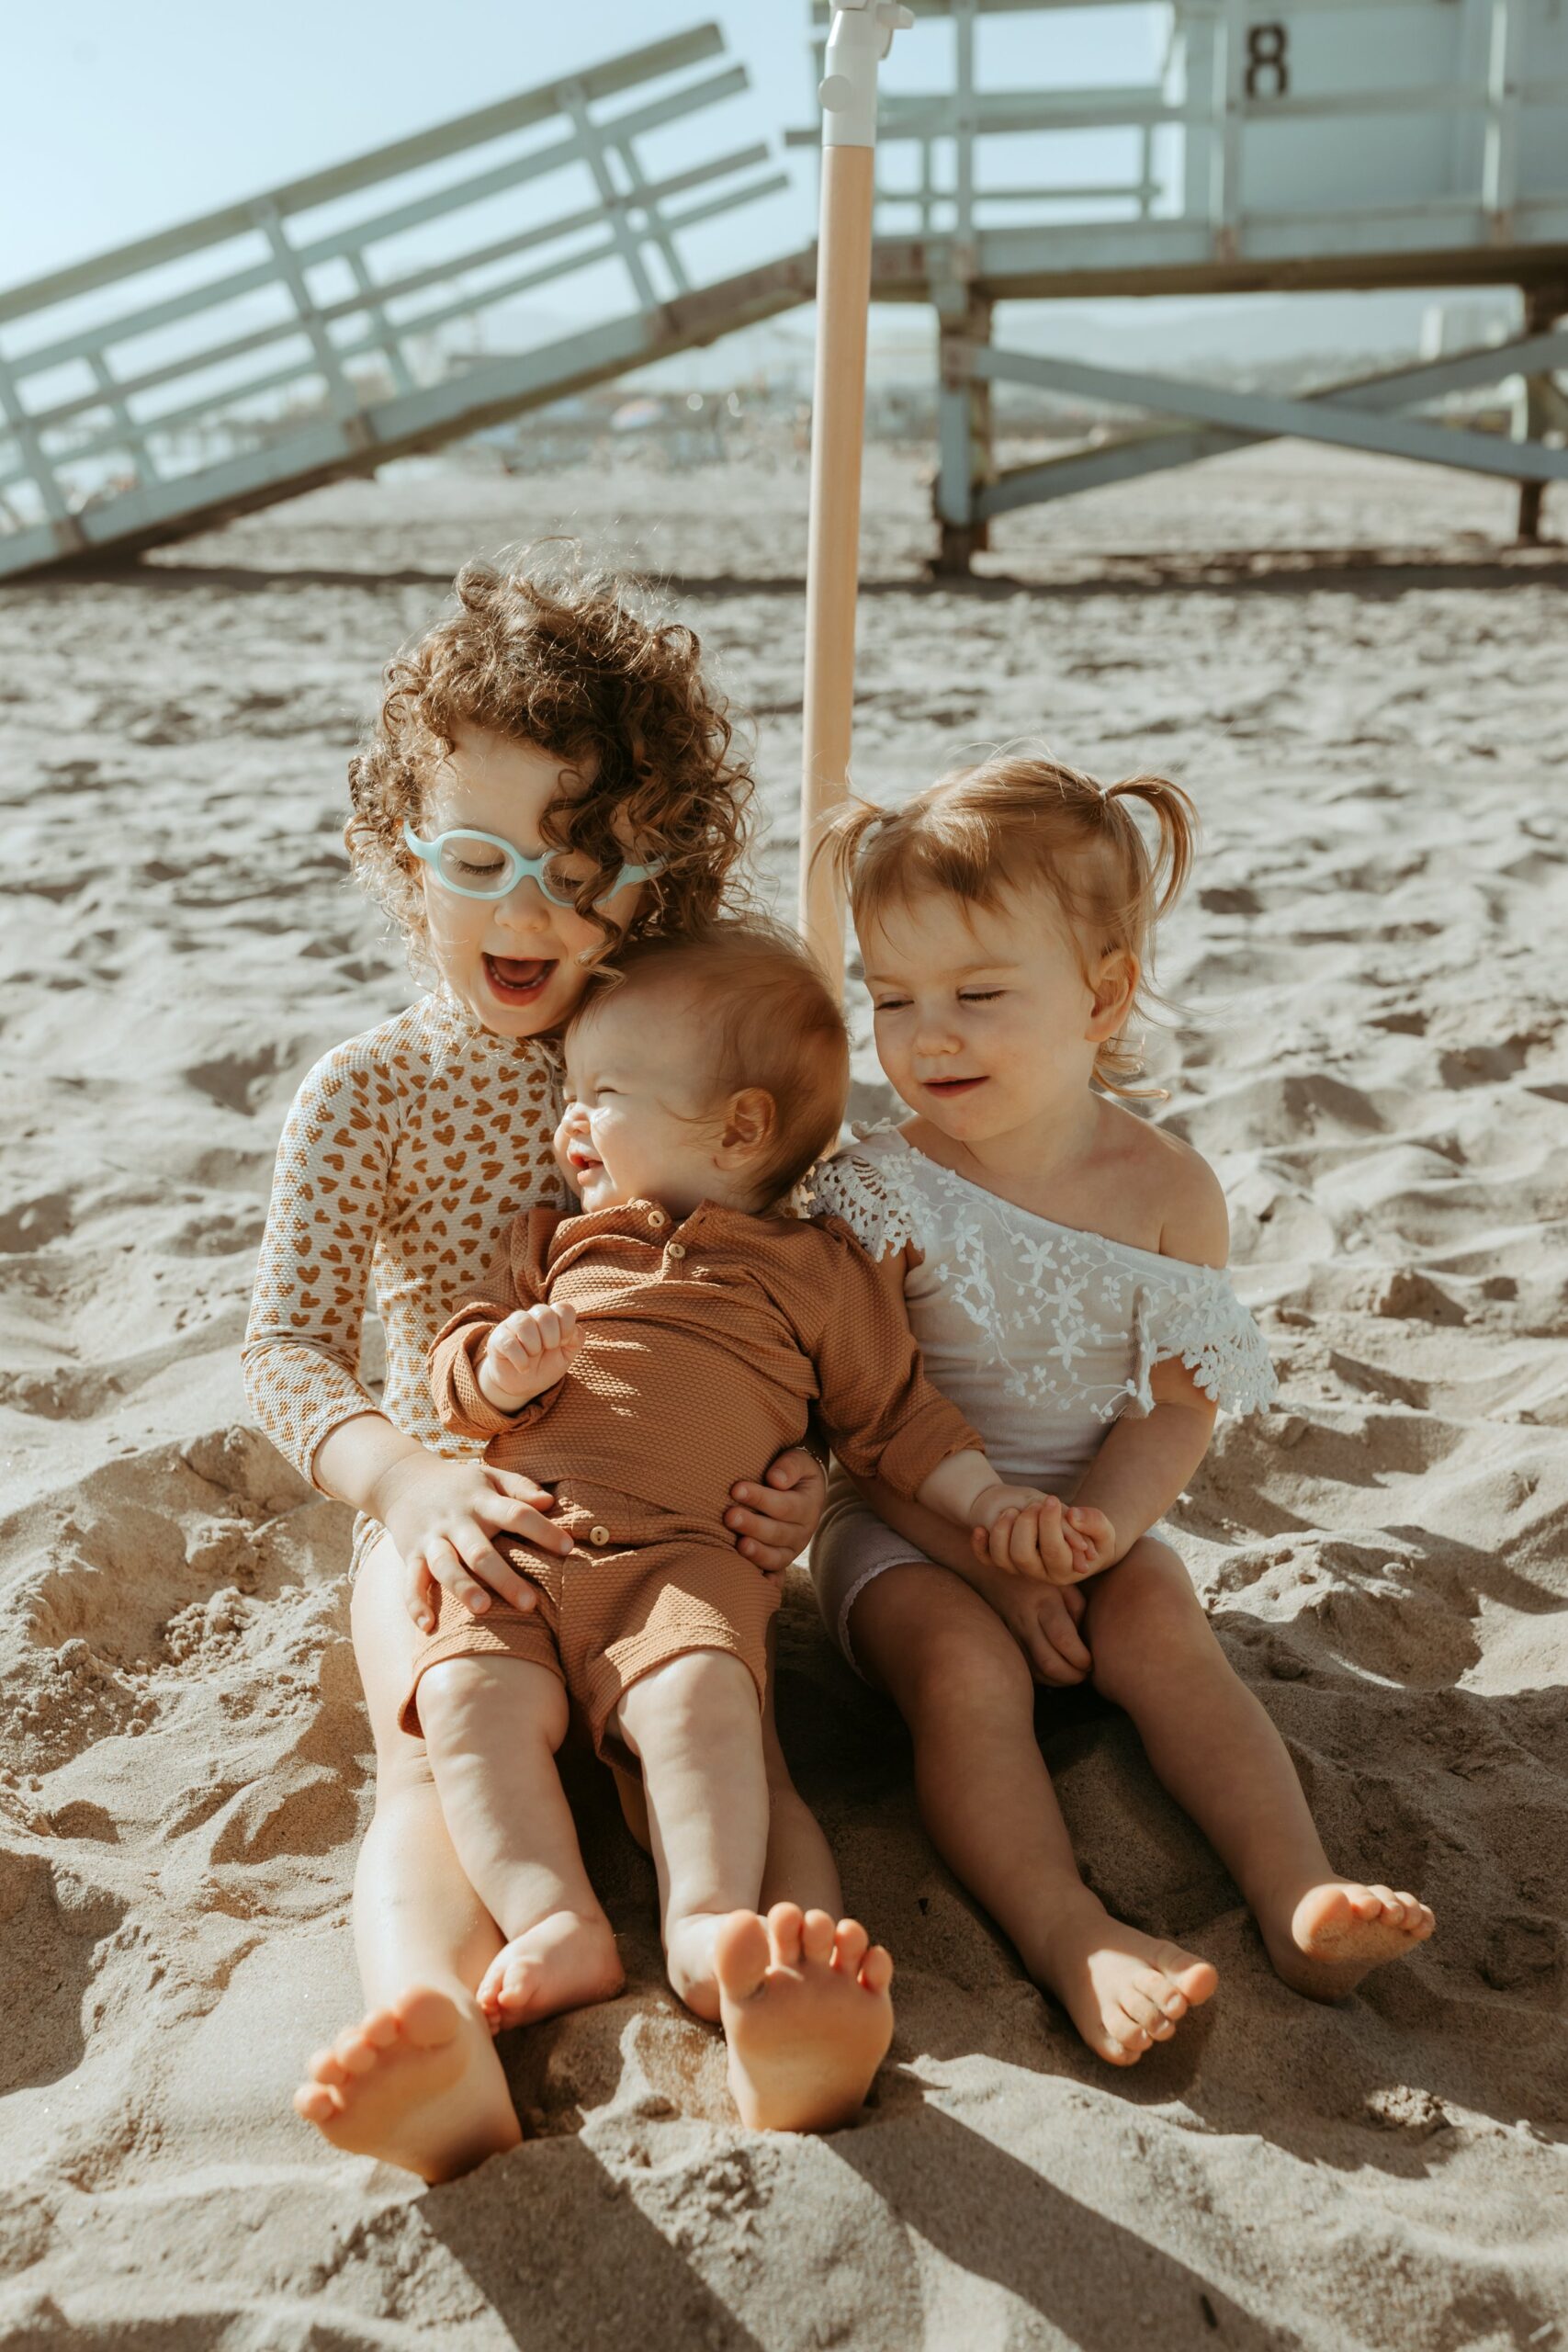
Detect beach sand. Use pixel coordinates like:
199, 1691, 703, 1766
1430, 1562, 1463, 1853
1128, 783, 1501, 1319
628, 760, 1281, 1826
1, 441, 1565, 2348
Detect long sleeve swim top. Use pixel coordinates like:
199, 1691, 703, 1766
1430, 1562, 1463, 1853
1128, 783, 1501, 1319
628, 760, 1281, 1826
242, 988, 566, 1517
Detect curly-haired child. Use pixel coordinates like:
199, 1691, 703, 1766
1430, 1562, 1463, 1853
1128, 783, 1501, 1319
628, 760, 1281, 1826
243, 561, 851, 2179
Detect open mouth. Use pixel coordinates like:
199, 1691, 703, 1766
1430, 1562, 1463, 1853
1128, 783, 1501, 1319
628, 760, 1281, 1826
922, 1076, 987, 1097
483, 954, 557, 1006
567, 1145, 604, 1178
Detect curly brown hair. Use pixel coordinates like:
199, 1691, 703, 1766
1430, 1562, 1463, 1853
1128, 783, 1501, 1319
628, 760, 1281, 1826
346, 556, 753, 967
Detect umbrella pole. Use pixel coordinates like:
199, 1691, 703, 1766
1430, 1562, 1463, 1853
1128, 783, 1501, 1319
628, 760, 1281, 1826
798, 2, 911, 988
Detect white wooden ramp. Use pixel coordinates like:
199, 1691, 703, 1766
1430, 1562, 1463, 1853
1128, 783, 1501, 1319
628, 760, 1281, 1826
0, 26, 808, 580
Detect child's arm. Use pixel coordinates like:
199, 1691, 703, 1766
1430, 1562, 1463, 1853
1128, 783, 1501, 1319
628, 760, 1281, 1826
813, 1227, 1094, 1582
1009, 1153, 1230, 1584
1055, 1355, 1216, 1575
429, 1206, 571, 1438
836, 1470, 1096, 1682
915, 1454, 1099, 1582
811, 1226, 1091, 1573
810, 1224, 988, 1490
916, 1449, 1041, 1531
244, 1050, 570, 1634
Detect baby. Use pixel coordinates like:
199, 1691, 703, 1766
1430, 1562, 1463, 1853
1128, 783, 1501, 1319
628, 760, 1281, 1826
417, 917, 1063, 2131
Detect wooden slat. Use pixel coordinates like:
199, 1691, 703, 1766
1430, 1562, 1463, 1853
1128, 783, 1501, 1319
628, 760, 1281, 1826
0, 25, 728, 323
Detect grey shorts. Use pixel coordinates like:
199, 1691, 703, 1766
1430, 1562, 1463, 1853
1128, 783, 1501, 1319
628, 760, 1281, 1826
810, 1478, 936, 1681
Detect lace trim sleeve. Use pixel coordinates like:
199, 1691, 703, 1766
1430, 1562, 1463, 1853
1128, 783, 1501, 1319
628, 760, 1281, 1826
1129, 1268, 1279, 1419
805, 1136, 931, 1265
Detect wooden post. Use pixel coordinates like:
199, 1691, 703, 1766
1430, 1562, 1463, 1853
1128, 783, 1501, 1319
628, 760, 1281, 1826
799, 143, 875, 978
1517, 283, 1566, 544
798, 1, 911, 987
933, 285, 993, 578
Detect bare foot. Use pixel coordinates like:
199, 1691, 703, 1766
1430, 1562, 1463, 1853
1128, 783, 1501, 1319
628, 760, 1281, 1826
1269, 1882, 1436, 1999
715, 1904, 894, 2133
1029, 1894, 1218, 2066
294, 1986, 522, 2182
476, 1909, 625, 2031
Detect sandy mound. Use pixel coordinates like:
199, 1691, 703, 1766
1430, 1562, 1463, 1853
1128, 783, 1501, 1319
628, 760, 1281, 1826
1, 443, 1565, 2348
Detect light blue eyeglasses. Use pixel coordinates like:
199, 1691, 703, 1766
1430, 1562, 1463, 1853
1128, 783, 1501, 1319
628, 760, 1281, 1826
402, 820, 660, 908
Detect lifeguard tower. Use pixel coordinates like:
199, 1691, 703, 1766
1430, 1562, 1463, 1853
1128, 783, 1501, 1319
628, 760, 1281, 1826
797, 0, 1568, 566
0, 3, 1563, 579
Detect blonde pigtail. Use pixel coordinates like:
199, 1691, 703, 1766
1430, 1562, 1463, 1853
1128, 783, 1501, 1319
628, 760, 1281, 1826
1103, 774, 1199, 921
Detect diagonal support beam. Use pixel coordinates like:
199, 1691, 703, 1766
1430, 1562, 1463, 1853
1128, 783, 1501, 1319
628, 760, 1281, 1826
968, 334, 1568, 486
0, 347, 84, 552
976, 327, 1568, 519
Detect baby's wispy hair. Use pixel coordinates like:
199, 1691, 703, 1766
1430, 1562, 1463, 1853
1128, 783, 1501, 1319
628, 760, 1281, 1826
568, 916, 849, 1206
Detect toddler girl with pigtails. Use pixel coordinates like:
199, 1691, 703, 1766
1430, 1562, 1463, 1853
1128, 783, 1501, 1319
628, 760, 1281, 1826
243, 561, 871, 2181
809, 752, 1435, 2066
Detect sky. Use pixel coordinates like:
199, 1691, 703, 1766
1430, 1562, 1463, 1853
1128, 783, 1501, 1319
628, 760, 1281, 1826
2, 2, 1165, 293
0, 3, 1502, 402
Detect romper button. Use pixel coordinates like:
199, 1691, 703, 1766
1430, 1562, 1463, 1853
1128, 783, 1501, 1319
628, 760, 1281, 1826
590, 1524, 611, 1547
667, 1240, 687, 1260
647, 1207, 667, 1228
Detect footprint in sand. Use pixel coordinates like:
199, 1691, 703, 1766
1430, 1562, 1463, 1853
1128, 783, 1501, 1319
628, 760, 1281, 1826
0, 1845, 124, 2098
0, 1190, 77, 1253
183, 1044, 298, 1118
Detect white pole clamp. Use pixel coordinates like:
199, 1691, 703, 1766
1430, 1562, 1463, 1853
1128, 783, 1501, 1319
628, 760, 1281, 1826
818, 0, 915, 150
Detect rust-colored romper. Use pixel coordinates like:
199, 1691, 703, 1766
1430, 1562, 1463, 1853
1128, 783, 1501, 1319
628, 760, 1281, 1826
412, 1197, 982, 1756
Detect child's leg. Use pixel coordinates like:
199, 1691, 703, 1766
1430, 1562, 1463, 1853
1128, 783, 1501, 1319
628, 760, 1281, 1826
293, 1538, 522, 2181
415, 1656, 624, 2030
849, 1561, 1217, 2065
1084, 1538, 1435, 1995
760, 1616, 845, 1916
614, 1648, 892, 2132
610, 1619, 844, 1917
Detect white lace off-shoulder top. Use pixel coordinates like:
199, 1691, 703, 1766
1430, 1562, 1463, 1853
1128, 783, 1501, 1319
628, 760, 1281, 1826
806, 1125, 1276, 1491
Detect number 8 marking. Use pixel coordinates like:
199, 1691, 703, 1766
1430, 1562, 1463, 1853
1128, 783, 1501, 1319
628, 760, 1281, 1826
1246, 22, 1290, 99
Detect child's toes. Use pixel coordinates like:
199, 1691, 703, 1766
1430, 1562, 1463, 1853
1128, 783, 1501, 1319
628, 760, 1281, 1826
800, 1909, 836, 1967
766, 1903, 806, 1969
860, 1942, 894, 1996
308, 2046, 349, 2089
1120, 1978, 1175, 2038
1104, 2018, 1153, 2065
833, 1920, 870, 1976
295, 2082, 341, 2123
334, 2030, 379, 2078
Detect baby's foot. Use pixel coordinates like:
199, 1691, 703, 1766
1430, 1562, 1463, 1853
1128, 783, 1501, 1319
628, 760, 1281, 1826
715, 1904, 894, 2133
1268, 1882, 1435, 1999
1030, 1894, 1218, 2065
294, 1985, 522, 2182
477, 1909, 625, 2031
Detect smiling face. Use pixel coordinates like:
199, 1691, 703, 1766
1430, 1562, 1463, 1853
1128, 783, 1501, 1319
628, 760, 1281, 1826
555, 984, 740, 1220
414, 725, 647, 1037
860, 884, 1134, 1149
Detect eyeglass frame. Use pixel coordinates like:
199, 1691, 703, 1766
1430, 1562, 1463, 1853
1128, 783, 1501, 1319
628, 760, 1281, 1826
402, 819, 661, 908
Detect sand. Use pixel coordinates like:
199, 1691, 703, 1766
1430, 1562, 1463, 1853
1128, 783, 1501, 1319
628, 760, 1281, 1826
1, 439, 1566, 2349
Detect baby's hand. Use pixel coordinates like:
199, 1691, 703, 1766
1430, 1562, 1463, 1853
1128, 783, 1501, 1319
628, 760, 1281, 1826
1060, 1504, 1118, 1581
477, 1304, 581, 1410
972, 1486, 1093, 1585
